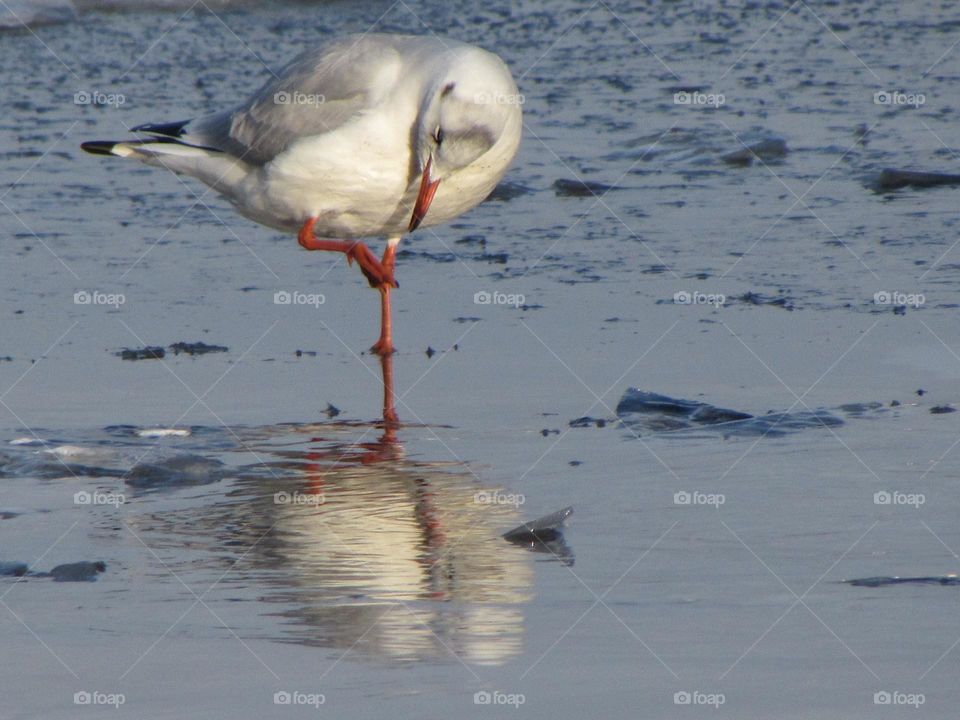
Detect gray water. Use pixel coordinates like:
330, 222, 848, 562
2, 1, 960, 717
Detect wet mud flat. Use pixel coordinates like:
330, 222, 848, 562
3, 0, 960, 718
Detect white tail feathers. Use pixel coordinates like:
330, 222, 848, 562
82, 139, 250, 194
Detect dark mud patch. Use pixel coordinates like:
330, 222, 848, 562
486, 181, 535, 202
117, 342, 228, 360
552, 178, 617, 198
0, 560, 106, 582
569, 416, 608, 428
397, 249, 458, 263
845, 575, 959, 587
169, 341, 229, 356
45, 560, 106, 582
875, 169, 960, 191
736, 291, 795, 310
721, 138, 789, 166
117, 346, 165, 360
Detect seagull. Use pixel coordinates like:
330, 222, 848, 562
82, 33, 522, 356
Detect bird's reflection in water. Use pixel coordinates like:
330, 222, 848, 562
132, 355, 543, 665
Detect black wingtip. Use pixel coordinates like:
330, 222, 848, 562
131, 119, 191, 138
80, 141, 117, 156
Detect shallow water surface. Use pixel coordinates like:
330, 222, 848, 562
2, 0, 960, 718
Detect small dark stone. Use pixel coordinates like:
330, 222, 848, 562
426, 346, 436, 358
917, 389, 926, 396
324, 403, 340, 418
569, 460, 582, 467
930, 405, 956, 414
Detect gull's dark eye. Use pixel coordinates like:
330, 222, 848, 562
433, 126, 444, 145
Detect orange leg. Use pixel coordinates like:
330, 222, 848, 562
298, 217, 399, 356
297, 217, 397, 289
369, 241, 400, 356
369, 285, 395, 356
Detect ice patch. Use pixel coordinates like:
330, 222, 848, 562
136, 428, 191, 438
43, 444, 115, 461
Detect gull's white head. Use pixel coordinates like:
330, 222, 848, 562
409, 47, 523, 231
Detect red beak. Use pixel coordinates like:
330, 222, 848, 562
408, 156, 441, 232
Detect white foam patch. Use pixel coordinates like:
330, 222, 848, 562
10, 437, 42, 445
136, 428, 191, 438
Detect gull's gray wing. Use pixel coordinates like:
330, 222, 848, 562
169, 35, 407, 165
